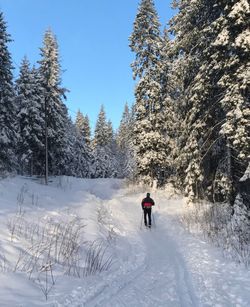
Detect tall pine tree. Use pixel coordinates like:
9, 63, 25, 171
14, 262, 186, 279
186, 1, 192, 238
170, 0, 228, 201
216, 0, 250, 196
117, 103, 136, 179
170, 0, 249, 203
130, 0, 166, 186
0, 12, 17, 175
16, 58, 44, 175
74, 109, 92, 177
38, 29, 69, 176
92, 105, 115, 178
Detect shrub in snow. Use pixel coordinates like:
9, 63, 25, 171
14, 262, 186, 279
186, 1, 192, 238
181, 196, 249, 267
83, 240, 113, 277
230, 164, 250, 266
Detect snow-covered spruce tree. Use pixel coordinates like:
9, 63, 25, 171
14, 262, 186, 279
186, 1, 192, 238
169, 0, 234, 202
170, 0, 250, 203
129, 0, 161, 80
116, 103, 136, 179
0, 12, 17, 175
73, 128, 90, 178
16, 58, 45, 176
130, 0, 167, 186
75, 110, 85, 136
129, 103, 138, 179
57, 104, 73, 176
83, 115, 91, 146
76, 109, 91, 145
157, 29, 179, 185
92, 105, 116, 178
38, 29, 69, 176
74, 110, 92, 177
169, 0, 210, 200
116, 103, 131, 152
61, 115, 91, 178
60, 116, 75, 176
165, 49, 187, 188
134, 69, 169, 186
215, 0, 250, 200
92, 105, 109, 148
107, 120, 119, 177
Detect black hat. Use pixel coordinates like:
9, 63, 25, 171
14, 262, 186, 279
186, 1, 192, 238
146, 192, 150, 197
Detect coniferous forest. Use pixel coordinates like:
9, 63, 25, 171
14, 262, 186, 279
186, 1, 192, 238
0, 0, 249, 242
0, 16, 134, 181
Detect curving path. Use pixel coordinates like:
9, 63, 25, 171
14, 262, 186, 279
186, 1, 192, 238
55, 187, 250, 307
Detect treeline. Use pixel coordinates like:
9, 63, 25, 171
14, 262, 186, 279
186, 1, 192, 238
0, 12, 135, 180
129, 0, 249, 245
130, 0, 249, 200
0, 0, 249, 215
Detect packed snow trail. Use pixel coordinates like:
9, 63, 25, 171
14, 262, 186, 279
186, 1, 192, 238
82, 196, 198, 307
0, 177, 250, 306
55, 184, 250, 307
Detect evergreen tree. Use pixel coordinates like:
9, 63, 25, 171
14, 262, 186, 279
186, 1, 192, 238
0, 12, 17, 175
155, 29, 177, 185
38, 29, 69, 176
170, 0, 249, 202
106, 120, 114, 145
130, 0, 166, 186
107, 120, 118, 177
216, 0, 250, 197
16, 58, 44, 175
92, 105, 108, 177
92, 106, 116, 178
93, 105, 109, 147
83, 115, 91, 145
133, 70, 166, 185
170, 0, 228, 201
75, 109, 85, 138
117, 103, 130, 150
31, 67, 47, 175
117, 103, 136, 178
129, 0, 161, 80
62, 117, 76, 176
74, 110, 92, 177
75, 110, 91, 145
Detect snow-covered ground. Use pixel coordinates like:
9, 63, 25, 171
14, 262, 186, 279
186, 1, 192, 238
0, 176, 250, 306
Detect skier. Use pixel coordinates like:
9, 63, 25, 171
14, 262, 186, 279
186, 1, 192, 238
141, 192, 155, 228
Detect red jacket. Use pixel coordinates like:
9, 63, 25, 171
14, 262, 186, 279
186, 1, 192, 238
141, 197, 155, 209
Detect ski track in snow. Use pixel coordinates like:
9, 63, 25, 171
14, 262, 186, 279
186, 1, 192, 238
84, 197, 198, 307
93, 206, 197, 306
0, 177, 250, 307
54, 185, 250, 307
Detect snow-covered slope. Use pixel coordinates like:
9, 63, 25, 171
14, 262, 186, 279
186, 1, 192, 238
0, 176, 249, 306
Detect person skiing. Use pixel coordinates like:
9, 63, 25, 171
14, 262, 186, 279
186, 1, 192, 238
141, 192, 155, 228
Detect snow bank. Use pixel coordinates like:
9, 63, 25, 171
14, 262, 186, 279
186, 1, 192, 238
0, 176, 249, 306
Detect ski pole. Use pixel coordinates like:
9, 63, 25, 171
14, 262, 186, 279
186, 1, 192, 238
140, 211, 143, 229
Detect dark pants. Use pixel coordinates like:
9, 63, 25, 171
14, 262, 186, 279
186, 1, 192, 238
143, 208, 152, 226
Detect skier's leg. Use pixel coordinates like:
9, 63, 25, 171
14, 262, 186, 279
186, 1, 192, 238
143, 209, 147, 226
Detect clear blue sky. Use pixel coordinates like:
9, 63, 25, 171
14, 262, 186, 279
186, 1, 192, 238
0, 0, 174, 131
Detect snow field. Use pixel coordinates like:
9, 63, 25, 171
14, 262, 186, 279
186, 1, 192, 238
0, 176, 250, 306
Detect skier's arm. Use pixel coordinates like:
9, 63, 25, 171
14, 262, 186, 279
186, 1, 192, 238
141, 199, 144, 210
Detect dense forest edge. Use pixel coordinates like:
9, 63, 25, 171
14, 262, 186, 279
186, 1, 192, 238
0, 0, 249, 265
